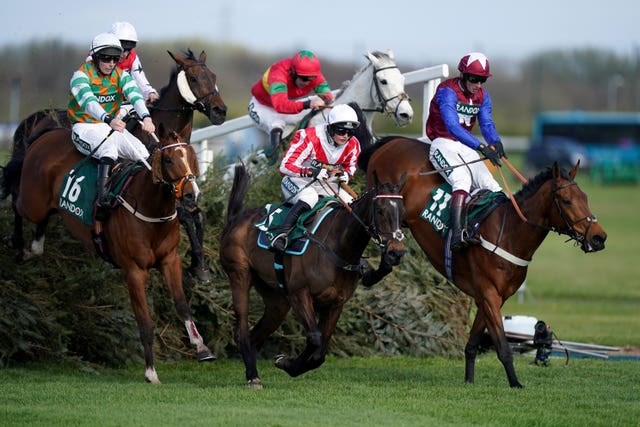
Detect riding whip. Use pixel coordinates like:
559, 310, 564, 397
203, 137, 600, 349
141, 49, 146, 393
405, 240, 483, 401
418, 157, 486, 176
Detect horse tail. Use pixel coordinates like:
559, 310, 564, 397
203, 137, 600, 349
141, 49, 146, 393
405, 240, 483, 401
222, 161, 251, 235
0, 155, 24, 201
12, 109, 67, 158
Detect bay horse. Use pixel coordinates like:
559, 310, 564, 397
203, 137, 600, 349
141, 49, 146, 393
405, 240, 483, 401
5, 125, 216, 384
220, 163, 408, 388
359, 136, 607, 388
7, 49, 227, 281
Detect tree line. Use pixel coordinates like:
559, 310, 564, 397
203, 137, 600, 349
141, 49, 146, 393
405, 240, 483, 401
1, 39, 639, 140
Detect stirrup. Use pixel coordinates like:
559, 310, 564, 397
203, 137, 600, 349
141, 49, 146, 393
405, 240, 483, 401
270, 233, 288, 251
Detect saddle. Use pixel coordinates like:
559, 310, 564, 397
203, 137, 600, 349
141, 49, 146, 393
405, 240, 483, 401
254, 197, 340, 255
420, 183, 508, 239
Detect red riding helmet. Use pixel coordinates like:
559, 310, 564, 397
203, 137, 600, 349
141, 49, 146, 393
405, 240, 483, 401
292, 50, 321, 76
457, 52, 492, 77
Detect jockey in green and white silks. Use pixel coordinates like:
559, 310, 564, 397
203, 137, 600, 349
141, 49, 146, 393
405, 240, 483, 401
68, 32, 156, 211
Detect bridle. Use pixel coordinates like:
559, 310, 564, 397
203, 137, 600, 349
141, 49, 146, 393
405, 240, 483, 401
149, 62, 221, 115
368, 193, 406, 247
526, 178, 597, 246
362, 64, 410, 119
155, 140, 198, 199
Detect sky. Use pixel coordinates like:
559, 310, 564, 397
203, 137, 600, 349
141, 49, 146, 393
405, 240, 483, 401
1, 0, 638, 68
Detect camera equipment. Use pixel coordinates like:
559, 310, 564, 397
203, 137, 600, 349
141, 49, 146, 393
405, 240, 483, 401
533, 320, 553, 366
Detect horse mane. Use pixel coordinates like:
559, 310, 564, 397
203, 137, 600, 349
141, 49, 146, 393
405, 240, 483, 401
357, 135, 398, 172
336, 51, 394, 96
348, 102, 373, 147
514, 166, 571, 202
156, 49, 201, 100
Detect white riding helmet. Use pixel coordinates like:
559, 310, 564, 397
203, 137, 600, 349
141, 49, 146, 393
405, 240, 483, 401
327, 104, 360, 130
110, 21, 138, 42
90, 32, 123, 56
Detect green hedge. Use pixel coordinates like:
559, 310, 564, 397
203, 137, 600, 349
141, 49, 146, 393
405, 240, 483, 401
0, 159, 470, 367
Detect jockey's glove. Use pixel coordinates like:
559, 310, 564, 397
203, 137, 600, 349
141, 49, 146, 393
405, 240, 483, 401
493, 140, 507, 159
478, 144, 502, 167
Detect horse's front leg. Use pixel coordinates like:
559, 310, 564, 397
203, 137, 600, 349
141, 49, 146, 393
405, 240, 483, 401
23, 218, 49, 261
177, 206, 211, 282
124, 267, 158, 383
160, 252, 215, 362
275, 288, 322, 377
481, 300, 523, 388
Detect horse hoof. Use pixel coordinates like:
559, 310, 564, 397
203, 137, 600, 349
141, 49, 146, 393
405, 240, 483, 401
274, 354, 289, 369
188, 266, 212, 283
197, 350, 216, 362
247, 378, 263, 389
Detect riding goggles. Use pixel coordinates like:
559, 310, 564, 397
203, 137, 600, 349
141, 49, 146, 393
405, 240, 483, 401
330, 125, 355, 137
97, 54, 121, 63
466, 74, 487, 84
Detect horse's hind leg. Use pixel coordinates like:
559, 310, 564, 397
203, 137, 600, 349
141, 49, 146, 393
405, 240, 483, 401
228, 270, 263, 387
464, 312, 487, 384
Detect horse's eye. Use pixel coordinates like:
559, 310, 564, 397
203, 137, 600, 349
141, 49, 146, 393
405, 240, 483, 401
164, 157, 173, 165
379, 79, 388, 85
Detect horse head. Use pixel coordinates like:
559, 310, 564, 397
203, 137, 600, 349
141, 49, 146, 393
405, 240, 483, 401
549, 161, 607, 252
370, 171, 408, 266
151, 125, 201, 211
365, 50, 413, 127
520, 161, 607, 253
167, 49, 227, 125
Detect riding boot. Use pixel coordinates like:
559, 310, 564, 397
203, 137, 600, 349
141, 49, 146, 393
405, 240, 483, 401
265, 128, 283, 163
95, 158, 114, 221
270, 200, 311, 252
449, 190, 468, 251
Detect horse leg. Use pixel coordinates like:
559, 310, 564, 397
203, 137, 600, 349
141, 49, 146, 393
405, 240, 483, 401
275, 289, 322, 378
159, 253, 215, 362
124, 267, 159, 383
464, 312, 487, 384
477, 296, 523, 388
22, 218, 50, 260
290, 305, 344, 375
250, 286, 290, 351
177, 206, 211, 282
228, 270, 263, 388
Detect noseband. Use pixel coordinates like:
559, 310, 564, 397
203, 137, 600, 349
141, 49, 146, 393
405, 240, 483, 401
155, 141, 197, 199
368, 193, 406, 247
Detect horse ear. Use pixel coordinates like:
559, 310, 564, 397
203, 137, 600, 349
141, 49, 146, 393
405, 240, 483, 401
387, 49, 395, 60
569, 159, 580, 180
366, 51, 379, 66
199, 51, 207, 63
372, 170, 380, 187
168, 50, 186, 68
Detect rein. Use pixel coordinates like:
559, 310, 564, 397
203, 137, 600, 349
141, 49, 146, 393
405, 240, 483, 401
117, 140, 196, 223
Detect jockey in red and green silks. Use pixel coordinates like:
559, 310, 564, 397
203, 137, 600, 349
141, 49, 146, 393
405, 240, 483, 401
248, 50, 335, 158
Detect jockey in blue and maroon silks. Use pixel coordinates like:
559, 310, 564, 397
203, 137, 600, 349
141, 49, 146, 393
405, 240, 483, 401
248, 50, 335, 159
425, 52, 506, 251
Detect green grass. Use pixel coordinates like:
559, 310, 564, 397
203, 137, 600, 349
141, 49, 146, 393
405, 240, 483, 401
1, 357, 638, 426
